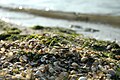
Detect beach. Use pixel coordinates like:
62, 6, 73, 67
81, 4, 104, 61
0, 19, 120, 80
0, 0, 120, 79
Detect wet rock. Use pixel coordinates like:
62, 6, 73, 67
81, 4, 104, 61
84, 28, 99, 33
70, 25, 83, 29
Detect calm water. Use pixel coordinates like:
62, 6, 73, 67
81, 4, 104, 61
0, 0, 120, 15
0, 0, 120, 44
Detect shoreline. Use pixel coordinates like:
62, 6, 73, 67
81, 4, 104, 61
0, 6, 120, 26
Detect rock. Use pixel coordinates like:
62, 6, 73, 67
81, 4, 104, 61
12, 74, 24, 79
81, 57, 88, 62
19, 55, 28, 62
69, 75, 78, 80
1, 47, 5, 52
7, 52, 13, 57
106, 45, 112, 50
71, 62, 79, 67
107, 69, 116, 77
84, 28, 99, 33
106, 74, 112, 79
2, 62, 12, 68
49, 67, 55, 73
70, 25, 83, 29
56, 72, 69, 80
78, 76, 87, 80
34, 70, 42, 76
70, 70, 77, 74
98, 65, 105, 71
49, 76, 55, 80
91, 66, 97, 72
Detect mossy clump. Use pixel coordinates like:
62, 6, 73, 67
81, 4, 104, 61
4, 27, 22, 34
0, 33, 11, 40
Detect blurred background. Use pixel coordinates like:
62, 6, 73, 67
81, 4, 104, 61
0, 0, 120, 44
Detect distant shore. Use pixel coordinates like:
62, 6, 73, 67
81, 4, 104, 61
0, 6, 120, 26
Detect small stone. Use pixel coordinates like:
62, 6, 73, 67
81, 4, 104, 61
71, 62, 78, 67
107, 69, 116, 77
81, 57, 88, 62
49, 76, 55, 80
19, 55, 28, 62
69, 75, 78, 80
70, 70, 77, 74
106, 74, 111, 79
2, 62, 11, 68
98, 65, 105, 71
34, 70, 42, 76
78, 76, 87, 80
49, 67, 55, 73
106, 45, 112, 50
59, 72, 69, 77
26, 73, 32, 79
1, 47, 5, 52
91, 66, 97, 71
8, 52, 13, 57
56, 72, 69, 80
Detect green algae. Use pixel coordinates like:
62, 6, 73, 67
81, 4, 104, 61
4, 27, 22, 34
0, 26, 120, 60
0, 27, 25, 41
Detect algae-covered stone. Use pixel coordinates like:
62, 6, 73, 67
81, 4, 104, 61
5, 27, 21, 34
0, 33, 11, 40
31, 25, 44, 30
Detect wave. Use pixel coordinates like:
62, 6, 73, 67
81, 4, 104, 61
0, 5, 120, 26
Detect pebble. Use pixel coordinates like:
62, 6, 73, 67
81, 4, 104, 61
19, 55, 28, 62
49, 67, 55, 73
107, 69, 116, 77
0, 36, 119, 80
7, 52, 13, 57
81, 57, 88, 62
1, 47, 6, 52
70, 70, 77, 74
106, 74, 112, 79
78, 76, 87, 80
71, 62, 79, 67
34, 70, 42, 76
